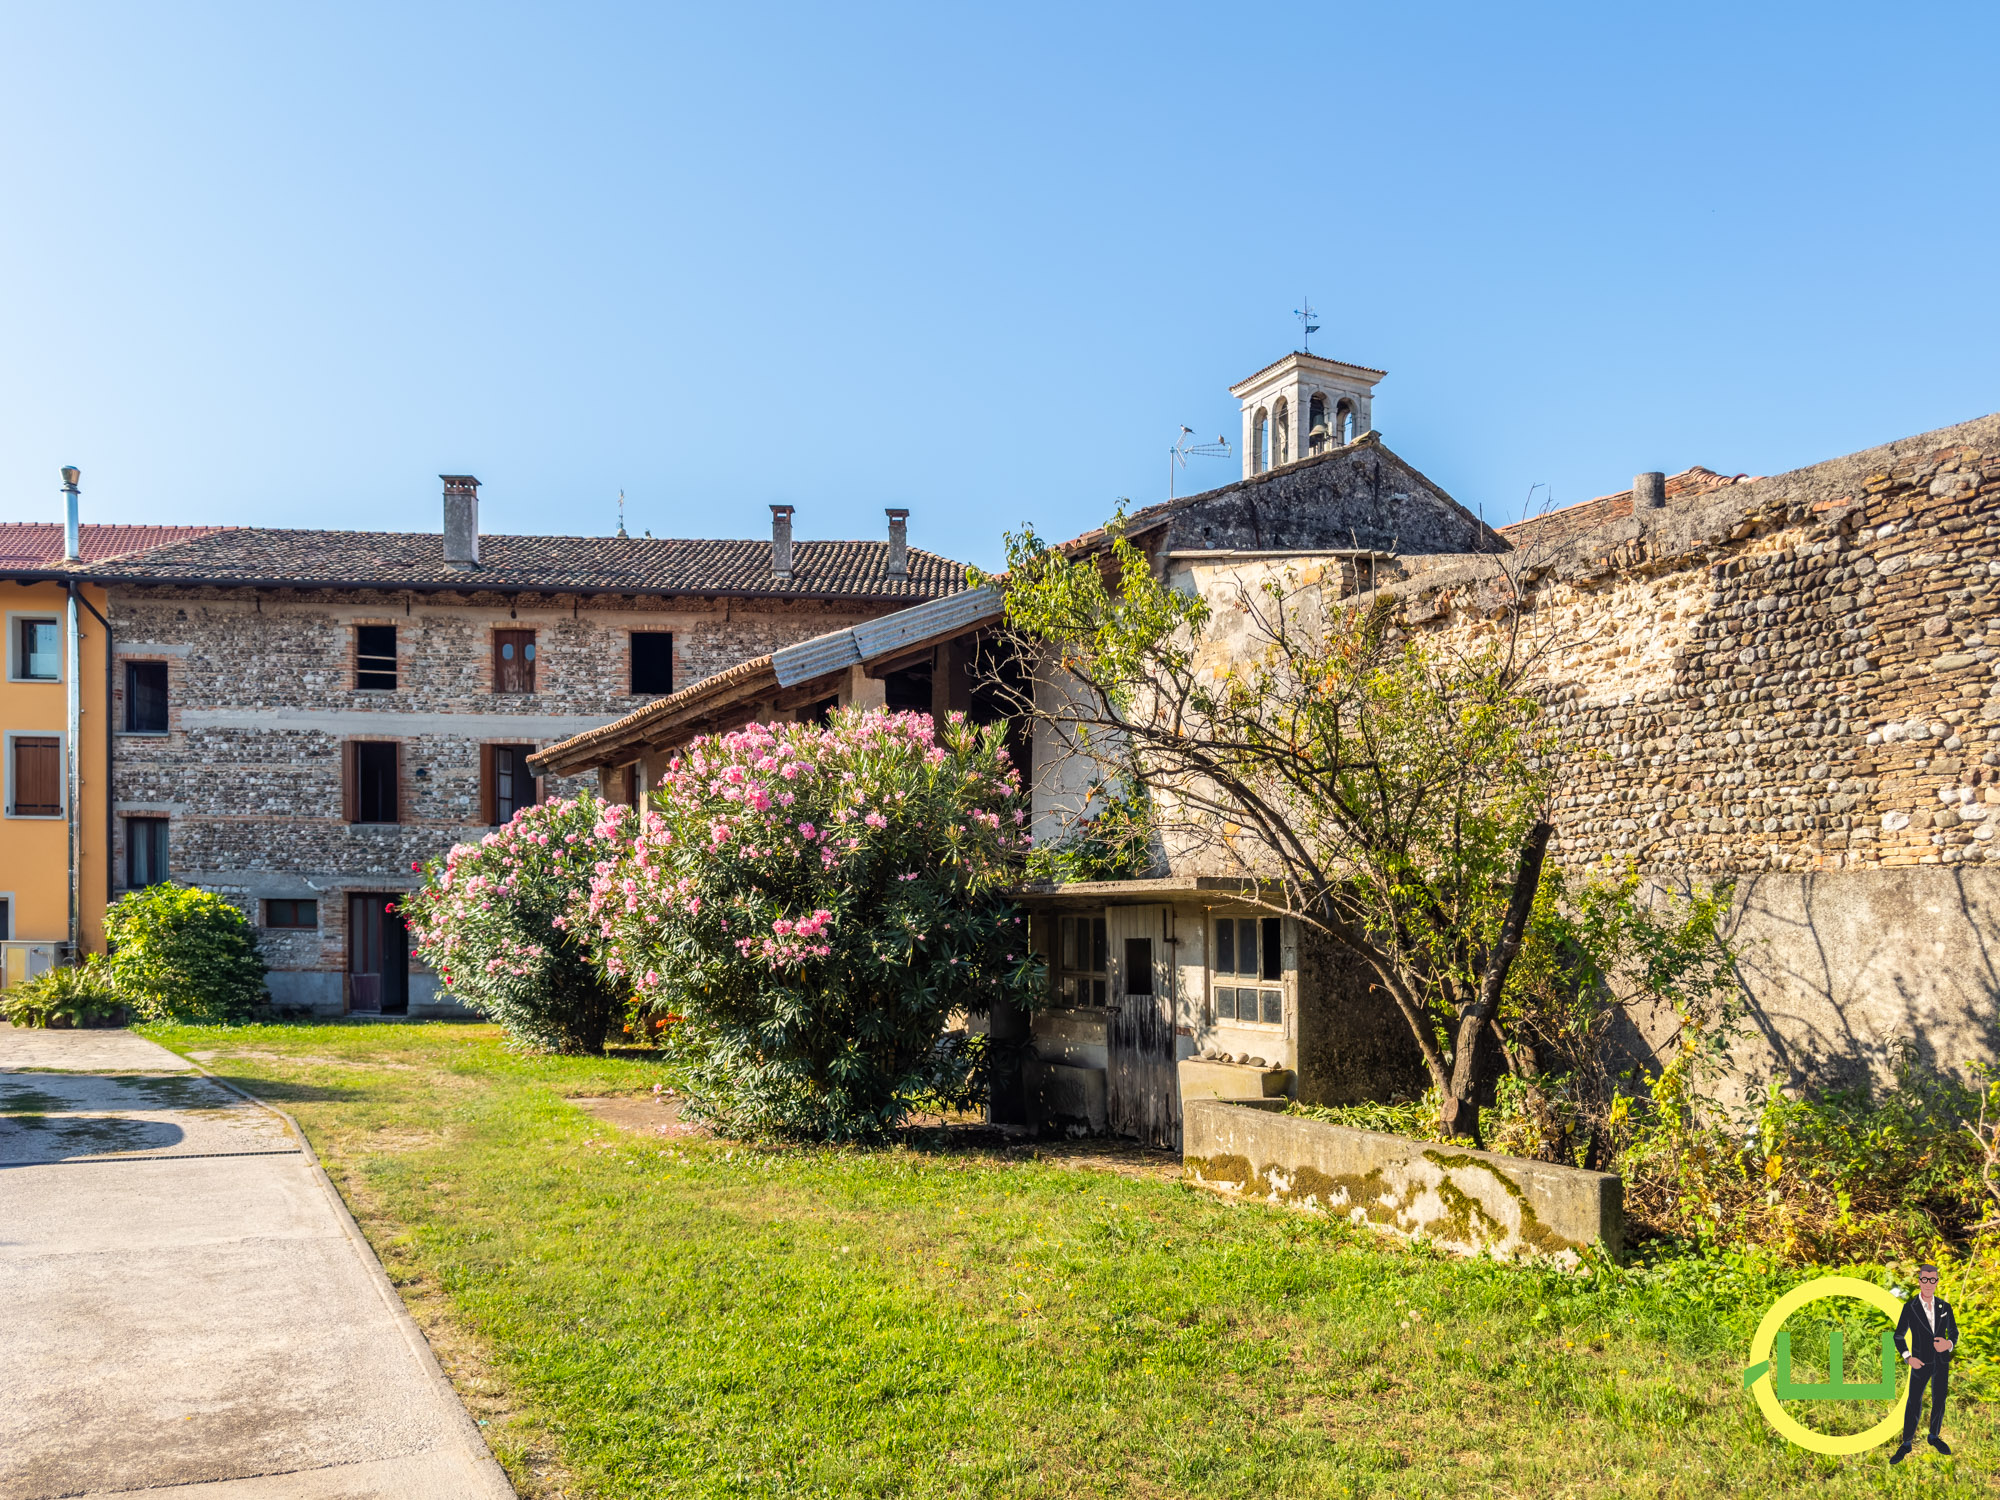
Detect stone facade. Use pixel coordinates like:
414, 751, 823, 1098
108, 585, 917, 1015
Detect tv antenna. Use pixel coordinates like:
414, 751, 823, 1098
1170, 426, 1233, 501
616, 490, 628, 539
1294, 297, 1320, 353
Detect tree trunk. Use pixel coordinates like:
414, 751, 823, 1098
1439, 820, 1553, 1143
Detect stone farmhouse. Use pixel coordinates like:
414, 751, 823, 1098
66, 481, 965, 1015
534, 350, 2000, 1152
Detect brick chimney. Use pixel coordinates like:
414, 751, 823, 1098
1633, 472, 1666, 509
770, 504, 795, 580
885, 508, 909, 577
441, 475, 481, 569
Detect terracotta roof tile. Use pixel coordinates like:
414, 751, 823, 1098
0, 523, 229, 569
72, 528, 967, 600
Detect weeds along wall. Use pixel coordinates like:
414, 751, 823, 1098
1381, 412, 2000, 1103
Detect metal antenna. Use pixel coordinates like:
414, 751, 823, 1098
616, 490, 628, 539
1170, 425, 1233, 501
1294, 297, 1321, 353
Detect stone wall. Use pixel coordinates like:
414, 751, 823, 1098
110, 584, 883, 1011
1372, 413, 2000, 1096
1145, 433, 1506, 556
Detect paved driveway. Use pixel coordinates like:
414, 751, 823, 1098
0, 1024, 514, 1499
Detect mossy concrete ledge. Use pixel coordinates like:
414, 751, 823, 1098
1182, 1099, 1623, 1260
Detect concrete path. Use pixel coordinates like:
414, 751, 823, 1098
0, 1024, 515, 1500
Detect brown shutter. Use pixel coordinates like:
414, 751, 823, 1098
390, 741, 403, 825
493, 630, 536, 694
13, 736, 61, 816
342, 741, 357, 823
480, 744, 496, 825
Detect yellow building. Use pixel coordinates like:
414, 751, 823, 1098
0, 517, 214, 985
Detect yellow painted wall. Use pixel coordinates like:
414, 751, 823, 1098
0, 580, 108, 952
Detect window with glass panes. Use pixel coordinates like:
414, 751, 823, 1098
1054, 913, 1108, 1006
1213, 915, 1284, 1026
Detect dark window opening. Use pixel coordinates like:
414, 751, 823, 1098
125, 661, 169, 733
491, 744, 538, 824
128, 817, 169, 888
356, 624, 397, 690
0, 897, 11, 939
494, 630, 536, 693
353, 742, 399, 824
1123, 937, 1155, 995
12, 735, 61, 816
1261, 917, 1282, 980
1056, 914, 1108, 1007
266, 898, 319, 929
800, 696, 839, 726
884, 662, 932, 712
631, 631, 674, 695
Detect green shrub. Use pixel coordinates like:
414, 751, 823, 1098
1, 955, 126, 1028
104, 883, 267, 1023
402, 795, 634, 1054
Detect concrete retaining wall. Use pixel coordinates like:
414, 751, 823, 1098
1182, 1098, 1624, 1259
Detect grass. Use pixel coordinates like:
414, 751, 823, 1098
138, 1020, 2000, 1498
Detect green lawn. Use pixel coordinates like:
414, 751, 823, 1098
141, 1021, 1998, 1498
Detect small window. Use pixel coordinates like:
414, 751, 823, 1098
356, 625, 397, 691
1213, 915, 1284, 1027
0, 896, 11, 939
349, 742, 400, 824
128, 817, 169, 887
631, 631, 674, 695
266, 898, 319, 929
494, 630, 537, 693
14, 618, 59, 681
486, 744, 538, 825
1055, 913, 1108, 1006
1123, 937, 1154, 995
125, 662, 169, 733
10, 736, 62, 816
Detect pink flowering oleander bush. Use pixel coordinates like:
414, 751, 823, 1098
402, 795, 634, 1054
592, 708, 1045, 1141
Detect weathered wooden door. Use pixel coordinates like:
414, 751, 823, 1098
347, 894, 409, 1015
1106, 904, 1178, 1148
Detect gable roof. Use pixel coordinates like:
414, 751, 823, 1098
0, 523, 228, 573
71, 528, 967, 601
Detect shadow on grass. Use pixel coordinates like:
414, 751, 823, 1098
208, 1075, 370, 1104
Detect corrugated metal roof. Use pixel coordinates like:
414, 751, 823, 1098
850, 585, 1001, 661
771, 630, 863, 688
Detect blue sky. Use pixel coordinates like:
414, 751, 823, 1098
2, 3, 1995, 569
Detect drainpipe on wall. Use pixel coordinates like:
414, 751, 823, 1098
61, 467, 81, 961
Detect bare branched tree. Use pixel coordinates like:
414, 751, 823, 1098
973, 523, 1567, 1143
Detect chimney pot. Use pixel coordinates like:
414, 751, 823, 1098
60, 467, 80, 563
770, 504, 795, 580
885, 508, 909, 577
441, 475, 481, 568
1634, 472, 1666, 510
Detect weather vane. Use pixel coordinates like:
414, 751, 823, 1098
1294, 297, 1320, 353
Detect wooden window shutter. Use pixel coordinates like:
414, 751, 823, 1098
13, 736, 61, 816
480, 744, 496, 825
494, 630, 536, 693
341, 741, 357, 823
391, 740, 402, 824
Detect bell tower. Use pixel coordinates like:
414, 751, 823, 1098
1229, 351, 1386, 478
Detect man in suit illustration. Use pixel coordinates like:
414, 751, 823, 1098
1890, 1264, 1956, 1463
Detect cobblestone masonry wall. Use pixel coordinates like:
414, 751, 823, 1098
1373, 413, 2000, 1095
110, 586, 880, 1011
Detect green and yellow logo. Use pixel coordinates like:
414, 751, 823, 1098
1741, 1276, 1906, 1454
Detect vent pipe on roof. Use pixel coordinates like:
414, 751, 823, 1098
1634, 472, 1666, 509
771, 504, 795, 579
60, 467, 80, 563
442, 475, 481, 569
885, 508, 909, 577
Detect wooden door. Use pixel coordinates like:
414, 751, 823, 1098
1106, 904, 1178, 1148
346, 894, 409, 1014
